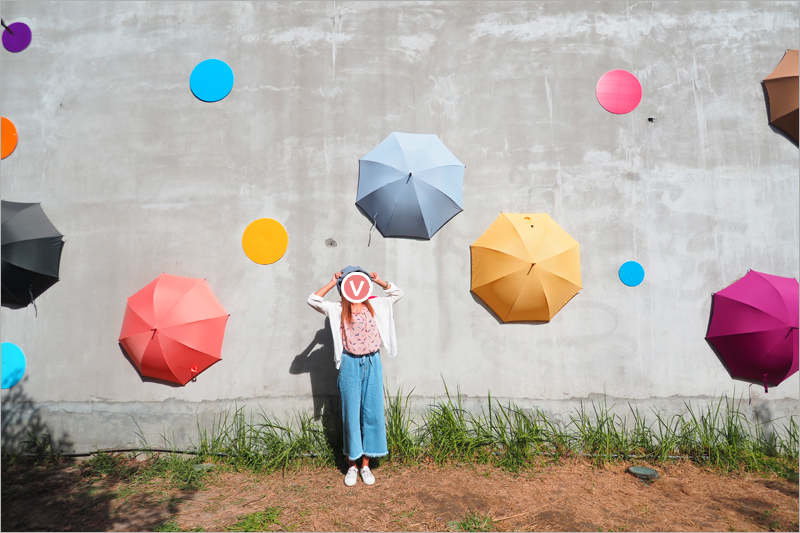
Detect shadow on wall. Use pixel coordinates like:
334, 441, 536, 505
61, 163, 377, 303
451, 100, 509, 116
1, 377, 73, 454
290, 319, 344, 465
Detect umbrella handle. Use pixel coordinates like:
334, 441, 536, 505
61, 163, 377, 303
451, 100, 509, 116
763, 374, 769, 394
1, 19, 14, 35
191, 365, 198, 382
29, 286, 37, 318
367, 213, 378, 247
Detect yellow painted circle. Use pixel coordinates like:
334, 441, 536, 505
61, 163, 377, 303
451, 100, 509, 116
242, 218, 288, 265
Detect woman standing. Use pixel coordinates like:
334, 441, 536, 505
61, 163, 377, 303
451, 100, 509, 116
307, 266, 403, 486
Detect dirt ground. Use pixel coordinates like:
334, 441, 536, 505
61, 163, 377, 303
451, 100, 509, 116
2, 457, 798, 532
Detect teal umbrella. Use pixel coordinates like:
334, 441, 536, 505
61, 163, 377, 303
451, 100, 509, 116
356, 132, 465, 240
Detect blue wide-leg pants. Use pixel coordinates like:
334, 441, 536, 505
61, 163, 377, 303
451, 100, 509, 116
337, 351, 388, 461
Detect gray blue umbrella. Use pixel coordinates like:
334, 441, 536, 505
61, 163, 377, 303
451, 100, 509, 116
356, 132, 465, 240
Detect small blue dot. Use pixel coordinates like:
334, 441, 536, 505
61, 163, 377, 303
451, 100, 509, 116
190, 59, 234, 102
1, 342, 26, 389
619, 261, 645, 287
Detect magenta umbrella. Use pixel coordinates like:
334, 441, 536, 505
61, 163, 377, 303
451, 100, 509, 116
706, 270, 798, 392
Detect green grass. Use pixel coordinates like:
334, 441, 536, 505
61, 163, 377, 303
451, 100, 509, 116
452, 511, 495, 532
192, 405, 336, 474
78, 451, 210, 491
7, 386, 798, 480
225, 506, 282, 531
152, 519, 183, 532
152, 518, 204, 532
385, 386, 421, 462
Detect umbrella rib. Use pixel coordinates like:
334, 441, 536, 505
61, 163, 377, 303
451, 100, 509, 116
535, 253, 582, 286
712, 293, 792, 327
142, 334, 180, 383
1, 227, 64, 240
158, 339, 182, 382
0, 257, 59, 280
504, 214, 537, 263
505, 268, 546, 321
411, 134, 443, 171
158, 316, 229, 353
706, 326, 792, 340
356, 162, 409, 204
752, 272, 795, 323
470, 246, 530, 288
362, 133, 411, 172
120, 304, 157, 338
155, 279, 205, 328
359, 160, 409, 177
383, 182, 416, 233
157, 329, 218, 356
414, 166, 466, 203
410, 179, 436, 237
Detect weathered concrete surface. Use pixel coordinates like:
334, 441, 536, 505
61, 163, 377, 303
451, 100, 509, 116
1, 1, 798, 452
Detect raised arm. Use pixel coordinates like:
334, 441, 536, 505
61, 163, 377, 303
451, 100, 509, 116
370, 272, 403, 304
314, 272, 342, 298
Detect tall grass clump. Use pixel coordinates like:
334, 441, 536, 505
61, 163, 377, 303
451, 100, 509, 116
193, 405, 335, 473
128, 385, 797, 477
483, 394, 552, 471
418, 383, 493, 463
385, 387, 421, 462
393, 385, 798, 475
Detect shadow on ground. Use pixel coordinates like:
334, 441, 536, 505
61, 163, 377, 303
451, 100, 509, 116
1, 454, 199, 531
290, 321, 346, 470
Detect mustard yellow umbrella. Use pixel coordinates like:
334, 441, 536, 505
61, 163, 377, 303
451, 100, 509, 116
470, 213, 581, 322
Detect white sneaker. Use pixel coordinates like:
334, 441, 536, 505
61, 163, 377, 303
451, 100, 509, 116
360, 466, 375, 486
344, 466, 358, 487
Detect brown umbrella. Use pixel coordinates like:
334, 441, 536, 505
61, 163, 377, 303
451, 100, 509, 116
762, 49, 798, 145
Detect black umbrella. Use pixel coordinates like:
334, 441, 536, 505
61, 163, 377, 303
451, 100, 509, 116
1, 201, 65, 310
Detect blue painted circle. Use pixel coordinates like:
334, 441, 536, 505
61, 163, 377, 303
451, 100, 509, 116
619, 261, 645, 287
1, 342, 26, 389
190, 59, 234, 102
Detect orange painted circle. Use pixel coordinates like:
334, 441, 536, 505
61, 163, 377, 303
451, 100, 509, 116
242, 218, 288, 264
1, 117, 18, 159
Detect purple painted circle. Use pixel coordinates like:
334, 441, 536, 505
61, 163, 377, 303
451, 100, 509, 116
2, 22, 32, 53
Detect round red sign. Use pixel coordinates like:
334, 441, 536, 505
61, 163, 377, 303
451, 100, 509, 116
341, 272, 373, 303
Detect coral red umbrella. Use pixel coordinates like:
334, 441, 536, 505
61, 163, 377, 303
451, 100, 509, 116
706, 270, 798, 392
119, 273, 229, 385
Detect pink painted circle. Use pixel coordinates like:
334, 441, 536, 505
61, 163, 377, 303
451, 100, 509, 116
595, 70, 642, 114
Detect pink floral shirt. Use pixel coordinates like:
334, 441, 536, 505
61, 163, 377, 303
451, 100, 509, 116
341, 307, 382, 355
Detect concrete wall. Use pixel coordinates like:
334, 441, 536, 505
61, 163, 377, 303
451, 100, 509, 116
1, 1, 798, 453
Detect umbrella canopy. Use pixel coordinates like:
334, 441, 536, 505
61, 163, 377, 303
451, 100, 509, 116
119, 273, 229, 386
706, 270, 798, 392
762, 49, 799, 144
356, 132, 465, 240
470, 213, 581, 322
1, 201, 65, 309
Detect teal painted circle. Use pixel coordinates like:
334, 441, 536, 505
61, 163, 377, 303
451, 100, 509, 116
1, 342, 26, 389
619, 261, 645, 287
190, 59, 234, 102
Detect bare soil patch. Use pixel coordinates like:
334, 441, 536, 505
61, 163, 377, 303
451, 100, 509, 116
2, 457, 798, 531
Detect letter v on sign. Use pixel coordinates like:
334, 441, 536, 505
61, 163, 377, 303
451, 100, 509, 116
342, 272, 372, 303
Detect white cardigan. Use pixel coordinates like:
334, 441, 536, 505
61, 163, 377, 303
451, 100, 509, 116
307, 283, 404, 370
